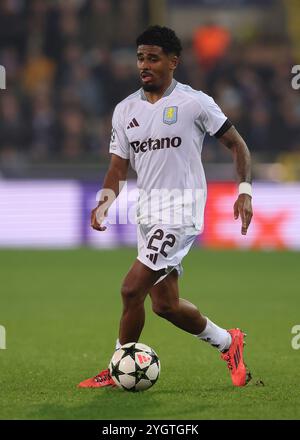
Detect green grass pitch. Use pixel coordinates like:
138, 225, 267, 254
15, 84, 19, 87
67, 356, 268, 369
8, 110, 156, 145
0, 248, 299, 420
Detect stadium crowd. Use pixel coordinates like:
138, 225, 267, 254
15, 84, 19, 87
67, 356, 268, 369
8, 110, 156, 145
0, 0, 299, 170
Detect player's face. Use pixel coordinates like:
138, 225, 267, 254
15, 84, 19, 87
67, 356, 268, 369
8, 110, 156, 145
137, 45, 178, 92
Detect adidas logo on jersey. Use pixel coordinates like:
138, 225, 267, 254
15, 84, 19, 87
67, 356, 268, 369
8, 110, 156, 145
130, 136, 182, 153
127, 118, 139, 129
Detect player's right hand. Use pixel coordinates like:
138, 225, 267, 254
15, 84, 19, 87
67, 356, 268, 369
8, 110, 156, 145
90, 205, 107, 231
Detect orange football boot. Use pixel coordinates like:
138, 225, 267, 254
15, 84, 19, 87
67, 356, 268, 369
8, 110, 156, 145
221, 328, 252, 387
78, 369, 116, 388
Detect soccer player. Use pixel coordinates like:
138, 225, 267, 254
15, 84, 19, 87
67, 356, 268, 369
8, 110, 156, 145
79, 26, 253, 388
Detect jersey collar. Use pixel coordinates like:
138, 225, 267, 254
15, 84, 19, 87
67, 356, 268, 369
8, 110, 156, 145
140, 79, 177, 101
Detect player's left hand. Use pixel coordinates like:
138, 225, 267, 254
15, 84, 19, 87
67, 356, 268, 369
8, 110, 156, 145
233, 194, 253, 235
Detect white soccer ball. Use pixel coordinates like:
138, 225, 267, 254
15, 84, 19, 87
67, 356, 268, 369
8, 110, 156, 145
109, 342, 161, 392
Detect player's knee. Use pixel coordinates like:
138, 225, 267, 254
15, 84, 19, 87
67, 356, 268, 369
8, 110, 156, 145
152, 302, 177, 318
121, 284, 141, 302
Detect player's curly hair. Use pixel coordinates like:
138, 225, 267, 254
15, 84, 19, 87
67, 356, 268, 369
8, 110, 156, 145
136, 25, 182, 57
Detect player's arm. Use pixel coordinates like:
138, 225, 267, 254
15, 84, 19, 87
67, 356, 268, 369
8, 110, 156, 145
218, 126, 253, 235
91, 154, 129, 231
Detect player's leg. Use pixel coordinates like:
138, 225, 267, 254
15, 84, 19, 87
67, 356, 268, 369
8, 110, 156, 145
78, 259, 165, 388
149, 269, 207, 334
150, 269, 231, 351
149, 270, 251, 386
118, 259, 165, 345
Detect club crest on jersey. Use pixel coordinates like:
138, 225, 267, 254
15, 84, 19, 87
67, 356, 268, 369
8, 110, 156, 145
163, 106, 178, 125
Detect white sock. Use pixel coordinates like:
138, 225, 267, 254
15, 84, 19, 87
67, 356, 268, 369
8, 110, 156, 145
115, 339, 122, 350
194, 317, 232, 352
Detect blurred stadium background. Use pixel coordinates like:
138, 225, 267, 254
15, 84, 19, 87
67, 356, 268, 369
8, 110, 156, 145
0, 0, 300, 250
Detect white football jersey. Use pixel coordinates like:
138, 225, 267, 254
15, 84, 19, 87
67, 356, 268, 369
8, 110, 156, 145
109, 80, 229, 233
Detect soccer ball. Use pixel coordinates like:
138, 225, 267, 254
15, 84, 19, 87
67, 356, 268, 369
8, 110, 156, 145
109, 342, 160, 392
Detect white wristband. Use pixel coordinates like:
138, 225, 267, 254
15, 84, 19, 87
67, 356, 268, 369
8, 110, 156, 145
238, 182, 252, 197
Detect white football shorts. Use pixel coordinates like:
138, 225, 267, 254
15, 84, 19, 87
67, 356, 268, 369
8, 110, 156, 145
137, 223, 198, 285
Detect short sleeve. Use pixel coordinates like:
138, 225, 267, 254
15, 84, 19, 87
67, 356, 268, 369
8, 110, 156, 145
109, 105, 130, 159
196, 94, 228, 137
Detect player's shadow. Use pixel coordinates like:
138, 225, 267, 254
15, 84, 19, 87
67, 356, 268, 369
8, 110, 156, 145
25, 387, 213, 420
